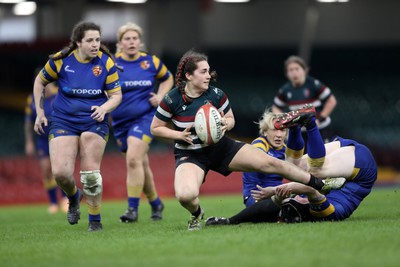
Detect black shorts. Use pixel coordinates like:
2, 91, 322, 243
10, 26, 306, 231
174, 136, 246, 177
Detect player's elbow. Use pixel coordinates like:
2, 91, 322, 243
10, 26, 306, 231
150, 123, 160, 137
328, 95, 337, 108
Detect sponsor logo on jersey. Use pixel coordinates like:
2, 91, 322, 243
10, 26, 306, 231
64, 65, 75, 73
140, 60, 150, 70
133, 126, 143, 133
123, 80, 152, 87
92, 65, 103, 76
182, 105, 187, 111
62, 87, 103, 96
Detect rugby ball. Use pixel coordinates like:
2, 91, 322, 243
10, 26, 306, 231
194, 103, 223, 145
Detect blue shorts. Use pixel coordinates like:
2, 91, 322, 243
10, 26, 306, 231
311, 138, 377, 221
36, 135, 49, 159
325, 181, 373, 220
113, 113, 154, 153
49, 117, 109, 141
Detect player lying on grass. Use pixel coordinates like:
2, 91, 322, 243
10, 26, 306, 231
206, 104, 377, 225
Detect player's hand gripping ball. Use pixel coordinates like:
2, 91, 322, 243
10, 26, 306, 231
194, 103, 224, 145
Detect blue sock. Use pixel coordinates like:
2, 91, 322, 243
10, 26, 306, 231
128, 197, 140, 210
89, 214, 101, 222
287, 126, 305, 151
47, 187, 58, 205
68, 190, 79, 202
306, 121, 326, 160
149, 197, 162, 208
305, 116, 317, 130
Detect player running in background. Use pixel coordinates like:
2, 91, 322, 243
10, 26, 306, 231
33, 21, 122, 231
25, 82, 68, 214
111, 22, 174, 223
151, 50, 344, 231
272, 56, 337, 143
242, 109, 287, 207
206, 105, 376, 225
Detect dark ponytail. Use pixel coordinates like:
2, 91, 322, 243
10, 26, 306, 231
175, 56, 190, 95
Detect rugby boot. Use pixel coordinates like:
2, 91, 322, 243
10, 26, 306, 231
205, 217, 230, 226
188, 209, 205, 231
320, 177, 346, 194
274, 104, 316, 130
88, 221, 103, 232
67, 188, 83, 225
120, 207, 138, 223
151, 202, 164, 221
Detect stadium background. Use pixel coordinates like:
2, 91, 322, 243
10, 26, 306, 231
0, 0, 399, 204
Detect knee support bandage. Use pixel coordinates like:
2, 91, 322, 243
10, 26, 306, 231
80, 170, 102, 197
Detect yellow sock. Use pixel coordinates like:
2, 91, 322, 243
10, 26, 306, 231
127, 185, 144, 198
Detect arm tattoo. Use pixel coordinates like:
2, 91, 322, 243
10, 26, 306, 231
40, 88, 45, 109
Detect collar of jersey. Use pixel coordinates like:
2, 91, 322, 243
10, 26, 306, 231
73, 50, 95, 63
120, 52, 141, 62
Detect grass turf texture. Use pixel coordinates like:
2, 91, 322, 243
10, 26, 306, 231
1, 186, 399, 267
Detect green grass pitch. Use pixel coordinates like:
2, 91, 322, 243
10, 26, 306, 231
1, 186, 399, 267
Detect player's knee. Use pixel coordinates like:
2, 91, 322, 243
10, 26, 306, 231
126, 156, 143, 170
80, 170, 103, 197
175, 189, 197, 204
53, 169, 74, 185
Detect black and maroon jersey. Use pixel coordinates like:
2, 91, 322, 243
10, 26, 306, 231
155, 86, 230, 150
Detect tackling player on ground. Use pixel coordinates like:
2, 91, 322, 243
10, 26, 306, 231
206, 105, 376, 225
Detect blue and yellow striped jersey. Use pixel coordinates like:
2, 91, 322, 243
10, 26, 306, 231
242, 136, 286, 190
111, 52, 171, 129
39, 50, 121, 124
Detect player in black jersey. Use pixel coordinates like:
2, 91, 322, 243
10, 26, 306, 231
272, 56, 337, 143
